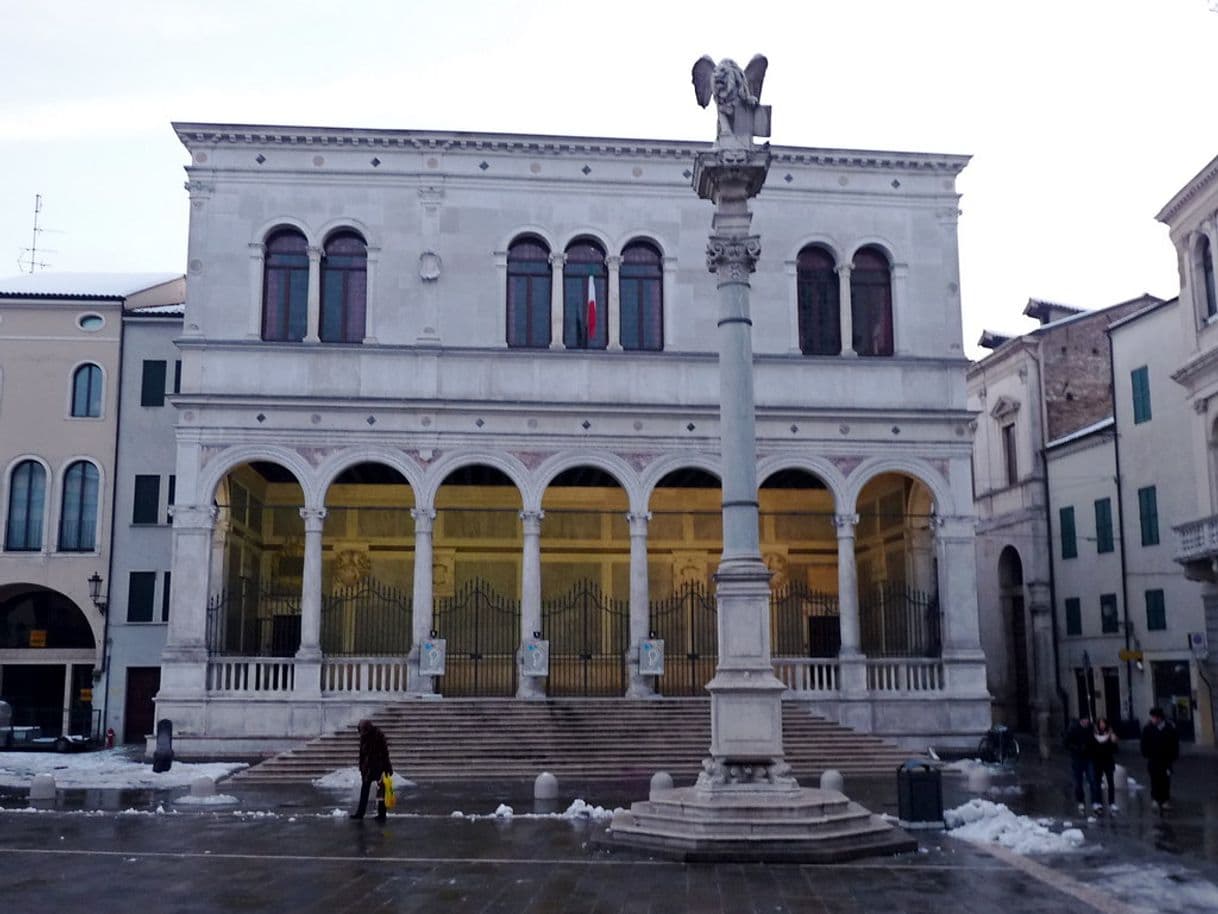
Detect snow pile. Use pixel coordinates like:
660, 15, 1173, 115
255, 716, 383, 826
0, 750, 245, 789
451, 800, 621, 822
311, 767, 415, 791
174, 793, 238, 806
492, 803, 514, 818
117, 804, 172, 816
559, 799, 614, 820
1092, 862, 1218, 914
945, 800, 1085, 854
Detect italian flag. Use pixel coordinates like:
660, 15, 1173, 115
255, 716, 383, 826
586, 274, 598, 342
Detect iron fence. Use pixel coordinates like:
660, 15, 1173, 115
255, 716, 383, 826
433, 578, 520, 696
859, 582, 941, 658
321, 579, 412, 656
541, 581, 629, 696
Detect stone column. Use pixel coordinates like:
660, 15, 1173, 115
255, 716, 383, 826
890, 262, 909, 355
247, 242, 266, 339
297, 507, 327, 661
662, 256, 678, 350
1026, 579, 1056, 758
625, 512, 653, 697
549, 253, 566, 349
607, 255, 622, 350
833, 514, 862, 657
517, 510, 545, 698
408, 507, 436, 693
836, 263, 856, 357
305, 245, 322, 343
160, 505, 217, 697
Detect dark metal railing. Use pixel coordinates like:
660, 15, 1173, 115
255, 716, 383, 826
321, 579, 412, 656
206, 585, 301, 657
859, 582, 941, 658
541, 581, 629, 697
433, 578, 520, 697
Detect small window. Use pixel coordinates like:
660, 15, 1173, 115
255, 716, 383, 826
1137, 485, 1159, 547
850, 246, 893, 357
262, 228, 309, 342
141, 360, 167, 407
319, 230, 368, 343
132, 475, 160, 525
58, 461, 99, 551
1059, 506, 1077, 559
77, 314, 104, 331
620, 240, 663, 351
506, 236, 552, 348
70, 364, 102, 417
1065, 597, 1082, 636
563, 239, 607, 350
796, 245, 840, 355
1131, 366, 1151, 424
5, 460, 46, 551
161, 571, 172, 622
1199, 235, 1218, 320
1002, 424, 1018, 486
127, 571, 157, 623
1100, 593, 1119, 633
1094, 498, 1114, 554
1145, 589, 1166, 631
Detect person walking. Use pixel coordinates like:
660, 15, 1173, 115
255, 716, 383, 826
1092, 717, 1119, 813
1140, 707, 1180, 813
1064, 713, 1101, 814
351, 719, 393, 822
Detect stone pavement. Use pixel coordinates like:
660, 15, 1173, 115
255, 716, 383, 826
0, 747, 1216, 913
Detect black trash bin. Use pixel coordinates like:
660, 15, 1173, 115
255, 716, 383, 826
896, 759, 943, 829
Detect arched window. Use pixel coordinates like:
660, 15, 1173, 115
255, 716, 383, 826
58, 461, 99, 552
5, 460, 46, 551
70, 364, 102, 417
262, 228, 309, 341
1198, 235, 1217, 320
320, 230, 367, 343
620, 240, 663, 351
850, 246, 894, 357
506, 236, 552, 348
796, 245, 840, 355
564, 239, 607, 350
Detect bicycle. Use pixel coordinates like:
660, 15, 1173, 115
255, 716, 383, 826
977, 724, 1020, 767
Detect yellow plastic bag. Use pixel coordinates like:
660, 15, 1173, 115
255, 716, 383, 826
382, 774, 396, 809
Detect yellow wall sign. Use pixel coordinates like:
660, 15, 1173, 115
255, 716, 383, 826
28, 630, 47, 648
79, 688, 93, 703
1117, 649, 1143, 662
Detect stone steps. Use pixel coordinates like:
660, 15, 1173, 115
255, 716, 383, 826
233, 699, 922, 783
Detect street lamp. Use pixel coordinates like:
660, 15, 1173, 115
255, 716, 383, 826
87, 572, 107, 614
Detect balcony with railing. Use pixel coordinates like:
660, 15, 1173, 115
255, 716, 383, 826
1174, 514, 1218, 576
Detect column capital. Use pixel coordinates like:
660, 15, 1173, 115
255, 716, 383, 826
299, 506, 328, 532
832, 513, 859, 533
626, 511, 652, 535
932, 514, 975, 540
168, 504, 218, 531
248, 241, 266, 257
706, 234, 761, 279
606, 255, 622, 270
519, 509, 544, 533
835, 263, 853, 277
549, 252, 567, 268
411, 507, 436, 533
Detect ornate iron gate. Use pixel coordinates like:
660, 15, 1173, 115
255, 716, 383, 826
860, 582, 941, 657
541, 581, 629, 697
649, 581, 718, 696
433, 578, 520, 696
321, 579, 412, 656
771, 582, 839, 658
206, 584, 300, 657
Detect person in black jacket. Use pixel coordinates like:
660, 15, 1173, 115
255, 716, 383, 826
1092, 717, 1119, 812
351, 719, 393, 822
1064, 714, 1102, 813
1140, 707, 1180, 812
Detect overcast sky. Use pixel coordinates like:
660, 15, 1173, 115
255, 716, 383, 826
2, 0, 1216, 353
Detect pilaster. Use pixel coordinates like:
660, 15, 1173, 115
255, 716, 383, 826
247, 242, 265, 339
305, 246, 322, 343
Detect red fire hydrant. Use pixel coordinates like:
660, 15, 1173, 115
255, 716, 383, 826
105, 728, 115, 749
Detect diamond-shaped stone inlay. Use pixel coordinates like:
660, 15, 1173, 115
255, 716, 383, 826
255, 154, 266, 164
682, 169, 692, 179
686, 422, 696, 432
891, 426, 901, 435
475, 418, 485, 428
366, 416, 377, 425
478, 161, 489, 171
371, 157, 381, 167
784, 173, 793, 183
581, 165, 592, 175
891, 179, 901, 189
581, 420, 591, 430
256, 413, 266, 423
790, 424, 799, 434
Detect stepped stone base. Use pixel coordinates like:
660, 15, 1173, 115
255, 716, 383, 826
605, 784, 915, 863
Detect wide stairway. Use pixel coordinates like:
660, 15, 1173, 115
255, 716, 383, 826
233, 699, 924, 784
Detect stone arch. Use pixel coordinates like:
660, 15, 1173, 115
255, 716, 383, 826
252, 216, 314, 247
559, 227, 613, 253
315, 448, 424, 504
421, 450, 531, 511
843, 456, 953, 517
757, 455, 848, 514
531, 451, 643, 514
196, 445, 318, 508
790, 234, 843, 265
844, 236, 898, 265
639, 452, 721, 506
615, 231, 673, 259
317, 217, 375, 249
500, 225, 558, 254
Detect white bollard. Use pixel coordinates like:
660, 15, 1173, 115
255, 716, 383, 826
29, 773, 56, 800
534, 771, 558, 800
819, 769, 844, 793
191, 776, 217, 798
649, 771, 674, 799
966, 764, 992, 793
1114, 764, 1129, 791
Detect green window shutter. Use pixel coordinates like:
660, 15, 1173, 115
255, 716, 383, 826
1138, 486, 1160, 546
1131, 366, 1151, 424
1065, 597, 1082, 636
1145, 589, 1166, 631
1095, 498, 1114, 553
140, 360, 167, 407
1060, 506, 1078, 559
127, 572, 156, 623
1100, 593, 1119, 633
132, 475, 160, 525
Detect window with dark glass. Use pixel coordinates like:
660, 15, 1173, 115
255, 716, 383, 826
70, 364, 102, 417
320, 230, 367, 343
127, 571, 156, 623
1200, 235, 1218, 320
620, 240, 663, 351
506, 236, 552, 348
161, 571, 172, 622
1060, 506, 1077, 559
1145, 589, 1166, 631
5, 460, 45, 551
141, 360, 167, 407
796, 245, 840, 355
262, 228, 309, 341
1099, 593, 1119, 633
563, 238, 607, 350
1065, 597, 1082, 636
132, 475, 160, 525
1002, 423, 1018, 486
1131, 366, 1151, 424
173, 360, 182, 394
1137, 485, 1159, 546
58, 461, 99, 551
1095, 498, 1114, 553
850, 246, 893, 356
166, 475, 176, 524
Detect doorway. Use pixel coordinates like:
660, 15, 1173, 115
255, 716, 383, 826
123, 667, 161, 744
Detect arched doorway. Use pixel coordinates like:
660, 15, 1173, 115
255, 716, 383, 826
998, 545, 1032, 731
0, 585, 96, 737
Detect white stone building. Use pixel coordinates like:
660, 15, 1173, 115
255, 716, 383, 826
157, 122, 988, 756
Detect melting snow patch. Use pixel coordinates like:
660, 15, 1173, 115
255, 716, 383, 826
1092, 862, 1218, 914
451, 800, 621, 822
560, 799, 614, 820
493, 803, 514, 818
311, 768, 415, 791
0, 750, 245, 789
175, 793, 238, 806
945, 800, 1084, 854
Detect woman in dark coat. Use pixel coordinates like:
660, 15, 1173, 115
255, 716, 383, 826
1092, 717, 1119, 812
351, 719, 393, 821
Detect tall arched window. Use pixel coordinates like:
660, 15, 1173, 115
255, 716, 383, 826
796, 245, 840, 355
70, 364, 102, 418
262, 228, 309, 341
564, 239, 607, 350
320, 230, 368, 343
850, 246, 894, 357
1198, 235, 1217, 320
58, 461, 99, 552
5, 460, 46, 551
506, 236, 552, 348
620, 240, 663, 351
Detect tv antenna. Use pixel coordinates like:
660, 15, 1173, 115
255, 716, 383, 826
17, 194, 54, 273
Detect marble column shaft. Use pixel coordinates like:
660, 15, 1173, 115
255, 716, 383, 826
834, 514, 861, 656
305, 246, 322, 343
409, 508, 436, 692
297, 507, 327, 660
518, 510, 545, 698
626, 511, 653, 697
